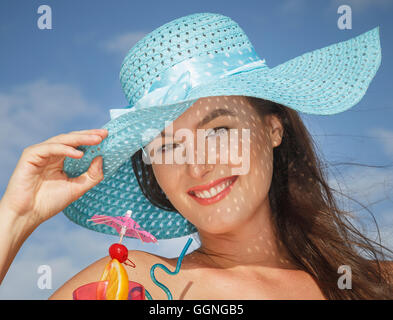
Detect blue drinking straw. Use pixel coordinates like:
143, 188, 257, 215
144, 237, 193, 300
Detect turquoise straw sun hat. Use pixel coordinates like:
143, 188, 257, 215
63, 12, 381, 240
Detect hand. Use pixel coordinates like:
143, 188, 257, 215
0, 129, 108, 229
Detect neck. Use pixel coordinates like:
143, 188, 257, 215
194, 198, 296, 270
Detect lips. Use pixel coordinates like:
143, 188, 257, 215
187, 175, 238, 194
187, 175, 238, 206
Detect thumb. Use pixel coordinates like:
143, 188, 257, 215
70, 156, 104, 199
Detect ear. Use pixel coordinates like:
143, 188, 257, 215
265, 114, 284, 148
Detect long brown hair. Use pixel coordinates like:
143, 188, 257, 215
131, 96, 393, 299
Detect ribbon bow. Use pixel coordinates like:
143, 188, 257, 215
110, 47, 268, 120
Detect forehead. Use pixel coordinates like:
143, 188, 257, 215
173, 95, 254, 127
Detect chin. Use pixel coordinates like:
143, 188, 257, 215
196, 214, 248, 235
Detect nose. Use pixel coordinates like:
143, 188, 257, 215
187, 162, 214, 179
187, 142, 215, 179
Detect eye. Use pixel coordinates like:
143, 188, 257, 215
158, 143, 179, 153
157, 127, 229, 153
206, 126, 229, 138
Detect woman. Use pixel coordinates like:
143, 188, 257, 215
0, 13, 392, 299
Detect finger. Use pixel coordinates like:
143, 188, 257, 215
69, 128, 108, 137
69, 156, 104, 200
43, 129, 108, 144
23, 143, 84, 165
44, 133, 104, 147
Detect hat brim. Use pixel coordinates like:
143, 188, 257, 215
63, 27, 381, 240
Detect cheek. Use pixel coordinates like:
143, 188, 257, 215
195, 139, 274, 233
152, 164, 195, 214
152, 164, 180, 197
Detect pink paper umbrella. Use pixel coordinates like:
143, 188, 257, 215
87, 210, 157, 244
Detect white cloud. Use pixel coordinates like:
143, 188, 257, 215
328, 164, 393, 251
101, 31, 147, 56
369, 127, 393, 157
0, 79, 106, 189
329, 165, 393, 206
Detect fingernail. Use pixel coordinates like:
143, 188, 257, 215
93, 135, 102, 141
99, 129, 108, 138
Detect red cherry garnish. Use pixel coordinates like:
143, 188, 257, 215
109, 243, 128, 263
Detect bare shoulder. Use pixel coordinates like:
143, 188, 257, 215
49, 254, 112, 300
127, 250, 199, 300
48, 250, 181, 300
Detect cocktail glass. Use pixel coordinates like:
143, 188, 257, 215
72, 281, 145, 300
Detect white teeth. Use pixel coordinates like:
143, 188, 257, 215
209, 187, 218, 197
193, 179, 234, 199
203, 190, 211, 198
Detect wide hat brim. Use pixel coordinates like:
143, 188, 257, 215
63, 27, 381, 240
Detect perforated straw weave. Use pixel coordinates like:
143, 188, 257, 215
63, 12, 382, 240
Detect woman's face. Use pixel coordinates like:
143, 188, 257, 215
146, 96, 283, 234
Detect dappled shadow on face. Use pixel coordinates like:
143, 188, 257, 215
148, 95, 291, 272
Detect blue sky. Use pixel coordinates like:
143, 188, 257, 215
0, 0, 392, 299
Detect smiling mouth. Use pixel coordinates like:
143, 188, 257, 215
187, 175, 238, 204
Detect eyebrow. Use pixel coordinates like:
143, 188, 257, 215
160, 108, 236, 137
